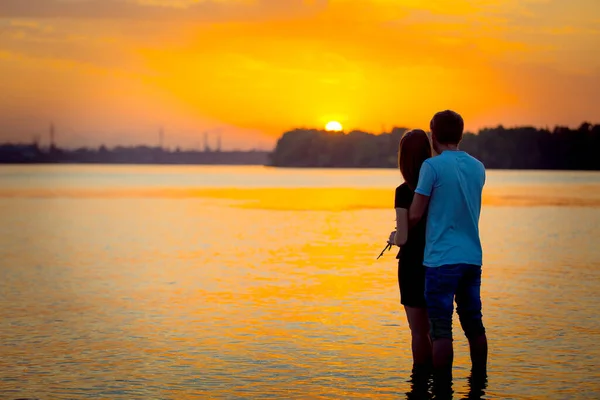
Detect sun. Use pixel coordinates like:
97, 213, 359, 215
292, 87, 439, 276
325, 121, 343, 132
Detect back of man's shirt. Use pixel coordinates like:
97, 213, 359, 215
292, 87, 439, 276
415, 150, 485, 267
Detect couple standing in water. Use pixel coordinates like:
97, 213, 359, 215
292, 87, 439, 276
390, 110, 488, 385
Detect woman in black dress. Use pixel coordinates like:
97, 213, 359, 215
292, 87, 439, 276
391, 129, 432, 370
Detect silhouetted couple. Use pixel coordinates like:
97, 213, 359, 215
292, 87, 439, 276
389, 110, 488, 396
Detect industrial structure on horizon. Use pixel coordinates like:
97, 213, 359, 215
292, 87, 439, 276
0, 123, 270, 165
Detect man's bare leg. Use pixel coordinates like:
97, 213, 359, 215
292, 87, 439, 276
432, 338, 453, 371
468, 333, 488, 375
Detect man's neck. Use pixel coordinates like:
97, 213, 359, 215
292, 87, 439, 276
437, 144, 459, 153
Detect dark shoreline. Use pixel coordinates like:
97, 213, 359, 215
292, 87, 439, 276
3, 121, 599, 170
0, 145, 270, 166
1, 162, 600, 172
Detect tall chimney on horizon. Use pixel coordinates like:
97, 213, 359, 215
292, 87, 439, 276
203, 132, 211, 152
49, 122, 56, 150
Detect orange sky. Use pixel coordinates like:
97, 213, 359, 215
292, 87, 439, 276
0, 0, 598, 149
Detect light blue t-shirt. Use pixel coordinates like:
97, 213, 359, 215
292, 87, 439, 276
415, 150, 485, 268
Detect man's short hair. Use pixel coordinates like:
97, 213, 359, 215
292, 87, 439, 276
430, 110, 464, 145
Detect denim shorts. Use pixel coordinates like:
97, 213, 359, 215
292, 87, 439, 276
425, 264, 486, 341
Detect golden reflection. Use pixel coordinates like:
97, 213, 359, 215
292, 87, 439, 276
1, 185, 600, 209
2, 167, 600, 398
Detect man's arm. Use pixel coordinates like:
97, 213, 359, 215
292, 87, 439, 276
409, 161, 435, 228
408, 193, 430, 228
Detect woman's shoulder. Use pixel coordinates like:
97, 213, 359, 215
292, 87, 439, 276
396, 182, 411, 195
395, 183, 413, 208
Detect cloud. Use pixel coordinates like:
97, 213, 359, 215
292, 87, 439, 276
0, 0, 327, 21
0, 18, 146, 74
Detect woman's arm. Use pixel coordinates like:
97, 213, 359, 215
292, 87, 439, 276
394, 207, 409, 246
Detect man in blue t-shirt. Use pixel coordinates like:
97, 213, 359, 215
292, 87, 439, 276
409, 110, 488, 379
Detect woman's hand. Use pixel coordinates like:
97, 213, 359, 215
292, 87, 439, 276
388, 230, 397, 246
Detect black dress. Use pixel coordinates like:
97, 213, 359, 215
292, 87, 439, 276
395, 183, 427, 308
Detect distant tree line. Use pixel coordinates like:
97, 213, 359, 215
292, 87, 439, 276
269, 123, 600, 170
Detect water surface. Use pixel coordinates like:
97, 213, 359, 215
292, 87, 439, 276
1, 165, 599, 399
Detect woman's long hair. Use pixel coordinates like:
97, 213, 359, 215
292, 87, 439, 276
398, 129, 432, 190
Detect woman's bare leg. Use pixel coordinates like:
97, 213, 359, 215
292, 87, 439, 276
404, 305, 432, 367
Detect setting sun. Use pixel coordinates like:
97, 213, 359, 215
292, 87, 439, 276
325, 121, 343, 132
